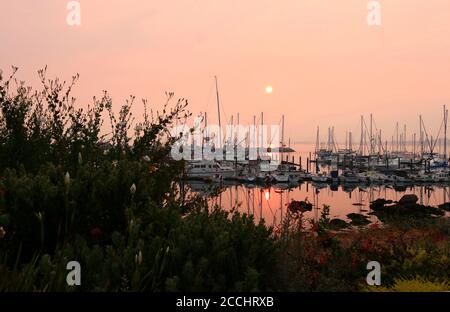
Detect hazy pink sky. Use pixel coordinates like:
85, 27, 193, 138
1, 0, 450, 143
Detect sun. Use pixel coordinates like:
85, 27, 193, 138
265, 85, 273, 94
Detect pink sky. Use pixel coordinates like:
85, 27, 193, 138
1, 0, 450, 143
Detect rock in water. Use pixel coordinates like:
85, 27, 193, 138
288, 200, 313, 213
370, 198, 387, 210
329, 218, 349, 230
398, 194, 418, 205
438, 202, 450, 212
347, 213, 370, 226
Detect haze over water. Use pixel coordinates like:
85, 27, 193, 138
1, 1, 450, 142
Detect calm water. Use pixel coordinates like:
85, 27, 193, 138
185, 143, 450, 226
186, 180, 450, 226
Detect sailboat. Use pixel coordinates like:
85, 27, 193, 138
185, 160, 235, 180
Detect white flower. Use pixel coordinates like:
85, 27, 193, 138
64, 172, 71, 186
130, 183, 136, 195
142, 155, 150, 162
135, 250, 143, 265
0, 226, 6, 239
35, 212, 43, 222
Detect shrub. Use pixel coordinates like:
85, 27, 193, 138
366, 277, 449, 292
0, 67, 276, 292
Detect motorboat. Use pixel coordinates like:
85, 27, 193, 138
387, 174, 412, 184
411, 171, 433, 183
270, 172, 290, 183
311, 172, 330, 183
185, 160, 235, 179
358, 171, 387, 184
339, 170, 360, 184
431, 170, 450, 183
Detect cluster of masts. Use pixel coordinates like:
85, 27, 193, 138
316, 105, 449, 162
184, 76, 294, 160
182, 77, 450, 188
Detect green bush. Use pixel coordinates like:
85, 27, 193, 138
366, 277, 449, 292
0, 67, 276, 292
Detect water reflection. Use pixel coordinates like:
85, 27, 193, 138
184, 180, 450, 226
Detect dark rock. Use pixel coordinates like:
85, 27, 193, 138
398, 194, 418, 205
347, 213, 370, 226
369, 196, 446, 223
288, 200, 313, 213
424, 206, 445, 216
329, 218, 349, 230
370, 198, 387, 210
438, 202, 450, 212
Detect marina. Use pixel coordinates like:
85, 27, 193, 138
182, 141, 450, 226
179, 103, 450, 226
182, 106, 450, 190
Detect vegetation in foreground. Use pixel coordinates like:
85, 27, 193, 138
0, 67, 448, 291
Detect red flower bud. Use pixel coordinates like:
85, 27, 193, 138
90, 227, 102, 238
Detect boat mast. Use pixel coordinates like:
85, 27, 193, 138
281, 114, 285, 162
236, 113, 239, 160
327, 127, 330, 151
236, 113, 239, 143
359, 115, 364, 156
379, 129, 382, 155
404, 124, 407, 153
444, 105, 448, 163
391, 136, 394, 154
253, 115, 257, 159
345, 131, 348, 150
230, 115, 234, 147
203, 111, 207, 158
420, 115, 423, 157
261, 112, 264, 158
370, 114, 373, 155
315, 126, 320, 157
214, 76, 222, 151
349, 131, 353, 151
396, 122, 399, 154
332, 126, 337, 152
